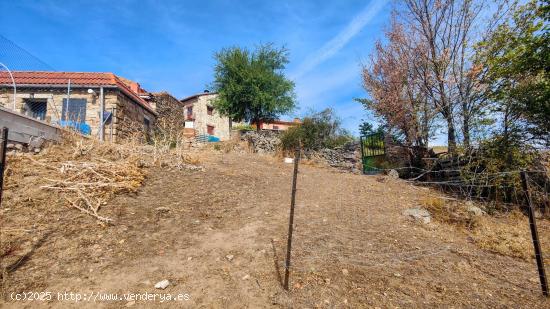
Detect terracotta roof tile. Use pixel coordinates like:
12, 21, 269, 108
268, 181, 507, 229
0, 71, 156, 114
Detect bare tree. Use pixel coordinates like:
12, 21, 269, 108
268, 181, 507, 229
402, 0, 485, 154
362, 19, 435, 147
362, 1, 510, 153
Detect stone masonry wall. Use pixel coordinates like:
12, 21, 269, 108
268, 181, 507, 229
151, 92, 185, 138
112, 91, 156, 142
241, 131, 362, 173
0, 87, 155, 142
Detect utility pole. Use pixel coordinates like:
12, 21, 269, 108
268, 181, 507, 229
99, 87, 104, 141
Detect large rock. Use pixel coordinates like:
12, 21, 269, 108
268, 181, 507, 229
387, 169, 399, 179
29, 136, 45, 150
403, 208, 431, 224
466, 202, 485, 216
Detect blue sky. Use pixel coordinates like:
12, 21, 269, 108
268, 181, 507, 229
0, 0, 391, 135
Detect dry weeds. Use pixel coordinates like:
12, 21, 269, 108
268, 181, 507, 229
420, 195, 550, 260
3, 131, 201, 224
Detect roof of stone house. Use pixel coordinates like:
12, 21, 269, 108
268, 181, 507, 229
0, 71, 156, 114
260, 118, 302, 125
180, 91, 217, 104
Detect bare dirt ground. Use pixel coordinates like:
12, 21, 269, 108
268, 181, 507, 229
1, 150, 550, 308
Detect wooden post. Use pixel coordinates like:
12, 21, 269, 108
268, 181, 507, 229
0, 127, 8, 209
284, 146, 301, 290
520, 170, 548, 297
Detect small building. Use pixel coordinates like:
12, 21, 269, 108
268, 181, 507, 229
180, 91, 232, 141
0, 71, 157, 142
256, 118, 301, 131
150, 91, 185, 139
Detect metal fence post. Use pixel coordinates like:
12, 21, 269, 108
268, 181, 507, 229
520, 170, 548, 297
0, 127, 8, 209
0, 127, 8, 292
284, 146, 301, 290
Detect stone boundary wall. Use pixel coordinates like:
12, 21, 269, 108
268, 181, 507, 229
241, 131, 362, 173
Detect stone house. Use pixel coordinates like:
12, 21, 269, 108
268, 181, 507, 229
149, 91, 185, 140
180, 91, 232, 141
0, 71, 157, 142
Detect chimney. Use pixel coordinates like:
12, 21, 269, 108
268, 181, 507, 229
130, 82, 140, 94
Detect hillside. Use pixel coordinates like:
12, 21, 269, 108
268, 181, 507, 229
0, 143, 549, 308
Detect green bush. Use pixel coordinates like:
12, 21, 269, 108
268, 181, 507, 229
280, 108, 353, 151
280, 125, 303, 150
232, 124, 255, 132
460, 135, 545, 207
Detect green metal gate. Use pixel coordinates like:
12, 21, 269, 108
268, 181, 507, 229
360, 132, 385, 174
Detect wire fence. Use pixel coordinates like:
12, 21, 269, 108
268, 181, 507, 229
361, 160, 550, 214
0, 34, 55, 71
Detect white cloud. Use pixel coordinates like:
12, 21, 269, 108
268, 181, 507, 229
290, 0, 388, 79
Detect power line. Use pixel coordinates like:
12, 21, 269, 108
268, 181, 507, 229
0, 34, 55, 71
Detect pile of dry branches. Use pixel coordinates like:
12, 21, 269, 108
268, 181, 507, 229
4, 131, 202, 224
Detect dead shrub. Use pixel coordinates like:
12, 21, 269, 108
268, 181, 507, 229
420, 194, 550, 260
4, 129, 202, 224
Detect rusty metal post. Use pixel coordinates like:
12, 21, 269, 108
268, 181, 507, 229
520, 170, 548, 297
0, 127, 8, 209
284, 146, 301, 290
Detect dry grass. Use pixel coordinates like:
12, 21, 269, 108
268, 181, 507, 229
420, 195, 550, 260
472, 212, 538, 260
3, 130, 201, 224
211, 139, 250, 154
420, 196, 479, 229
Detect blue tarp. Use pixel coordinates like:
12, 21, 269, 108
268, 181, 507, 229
196, 134, 220, 142
58, 120, 91, 135
208, 135, 220, 142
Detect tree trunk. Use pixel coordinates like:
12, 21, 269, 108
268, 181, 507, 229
462, 110, 471, 150
447, 116, 457, 155
503, 107, 513, 168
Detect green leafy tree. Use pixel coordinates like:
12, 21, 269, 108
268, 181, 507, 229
359, 121, 384, 137
211, 44, 296, 130
359, 121, 374, 137
480, 0, 550, 146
